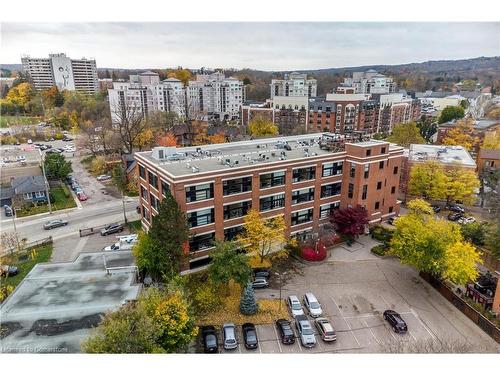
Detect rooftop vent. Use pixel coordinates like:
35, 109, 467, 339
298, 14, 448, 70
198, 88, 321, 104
191, 166, 200, 173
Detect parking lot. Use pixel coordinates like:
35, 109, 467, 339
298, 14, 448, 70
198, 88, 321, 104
201, 243, 499, 354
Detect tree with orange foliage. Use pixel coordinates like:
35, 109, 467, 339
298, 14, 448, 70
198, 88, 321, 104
157, 132, 178, 147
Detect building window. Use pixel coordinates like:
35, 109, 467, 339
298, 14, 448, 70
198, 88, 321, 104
320, 202, 340, 219
321, 182, 341, 198
189, 232, 215, 253
223, 177, 252, 196
377, 181, 382, 190
260, 193, 285, 211
224, 226, 244, 241
34, 191, 45, 198
187, 208, 215, 228
223, 201, 252, 220
185, 183, 214, 203
348, 183, 354, 199
362, 185, 368, 200
293, 230, 313, 242
375, 201, 380, 210
381, 147, 386, 154
379, 161, 384, 169
393, 166, 398, 175
366, 149, 371, 157
139, 164, 146, 179
391, 186, 396, 194
350, 163, 356, 178
148, 171, 158, 189
140, 185, 148, 201
291, 209, 313, 226
142, 205, 150, 222
151, 195, 160, 211
322, 162, 343, 177
161, 180, 170, 197
260, 171, 286, 189
389, 206, 393, 213
23, 192, 33, 200
292, 188, 315, 205
292, 167, 315, 182
364, 164, 370, 178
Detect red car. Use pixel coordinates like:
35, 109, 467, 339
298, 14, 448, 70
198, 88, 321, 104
77, 192, 88, 201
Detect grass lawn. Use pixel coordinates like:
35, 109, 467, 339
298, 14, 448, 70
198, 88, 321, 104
0, 115, 41, 128
16, 185, 77, 217
1, 244, 53, 298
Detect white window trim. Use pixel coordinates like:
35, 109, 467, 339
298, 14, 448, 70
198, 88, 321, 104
186, 206, 215, 214
222, 198, 252, 206
291, 185, 315, 193
259, 191, 286, 199
290, 207, 314, 214
183, 180, 215, 188
290, 227, 313, 235
221, 174, 253, 182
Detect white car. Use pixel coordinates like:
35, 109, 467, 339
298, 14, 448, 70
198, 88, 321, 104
303, 292, 323, 318
287, 295, 305, 317
97, 174, 112, 181
27, 139, 33, 144
458, 217, 476, 225
16, 155, 26, 162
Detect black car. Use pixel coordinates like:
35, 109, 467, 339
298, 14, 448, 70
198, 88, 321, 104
446, 204, 465, 213
100, 223, 124, 236
383, 310, 408, 333
201, 325, 218, 353
253, 268, 271, 279
431, 205, 441, 213
448, 212, 463, 221
242, 323, 258, 349
276, 319, 295, 345
62, 137, 74, 142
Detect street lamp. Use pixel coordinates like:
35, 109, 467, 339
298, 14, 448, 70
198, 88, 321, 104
38, 148, 52, 214
274, 271, 288, 312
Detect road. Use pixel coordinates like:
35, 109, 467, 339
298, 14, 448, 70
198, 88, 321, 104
1, 198, 140, 246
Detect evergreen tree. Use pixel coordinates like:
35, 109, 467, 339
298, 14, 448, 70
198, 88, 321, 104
145, 192, 189, 277
240, 283, 258, 315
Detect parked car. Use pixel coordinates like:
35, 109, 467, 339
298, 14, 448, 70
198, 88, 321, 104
43, 219, 69, 230
4, 205, 13, 217
222, 323, 238, 350
0, 265, 19, 278
100, 223, 124, 236
315, 317, 337, 342
253, 268, 271, 279
97, 174, 112, 182
62, 137, 73, 142
251, 277, 269, 289
15, 155, 26, 162
27, 139, 33, 144
136, 205, 141, 214
287, 295, 305, 318
77, 192, 88, 201
446, 204, 465, 213
447, 212, 463, 221
74, 187, 83, 194
295, 315, 316, 348
457, 216, 476, 225
303, 292, 323, 317
383, 310, 408, 333
201, 326, 218, 353
275, 319, 295, 345
242, 323, 258, 349
431, 204, 441, 213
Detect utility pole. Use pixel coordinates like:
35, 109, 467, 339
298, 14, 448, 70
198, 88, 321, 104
121, 191, 128, 225
39, 149, 52, 214
275, 271, 288, 312
11, 211, 20, 252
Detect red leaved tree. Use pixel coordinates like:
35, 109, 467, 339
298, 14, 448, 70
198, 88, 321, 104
330, 206, 368, 239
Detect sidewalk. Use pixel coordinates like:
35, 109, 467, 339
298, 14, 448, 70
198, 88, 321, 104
327, 234, 381, 262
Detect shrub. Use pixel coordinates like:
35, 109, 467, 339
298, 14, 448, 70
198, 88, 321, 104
371, 226, 394, 246
91, 156, 107, 176
54, 132, 64, 140
371, 244, 388, 256
191, 281, 221, 316
300, 240, 327, 262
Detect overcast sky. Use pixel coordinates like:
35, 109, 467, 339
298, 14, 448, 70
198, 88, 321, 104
2, 23, 499, 71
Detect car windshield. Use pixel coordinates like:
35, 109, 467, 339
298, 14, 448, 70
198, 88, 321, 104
310, 301, 320, 309
291, 302, 302, 310
205, 334, 216, 346
246, 331, 257, 343
302, 327, 314, 335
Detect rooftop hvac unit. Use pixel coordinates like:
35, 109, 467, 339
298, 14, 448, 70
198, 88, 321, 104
192, 166, 200, 173
234, 160, 239, 165
304, 152, 310, 157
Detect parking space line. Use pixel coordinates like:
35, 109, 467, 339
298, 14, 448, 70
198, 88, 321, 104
362, 320, 381, 346
343, 317, 361, 348
258, 343, 262, 354
408, 330, 417, 342
379, 294, 392, 309
272, 323, 283, 353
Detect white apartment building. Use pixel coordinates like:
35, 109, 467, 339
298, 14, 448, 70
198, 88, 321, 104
341, 70, 396, 95
270, 72, 317, 99
186, 72, 245, 121
21, 53, 99, 93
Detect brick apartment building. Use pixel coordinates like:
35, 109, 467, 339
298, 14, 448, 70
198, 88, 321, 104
135, 133, 404, 271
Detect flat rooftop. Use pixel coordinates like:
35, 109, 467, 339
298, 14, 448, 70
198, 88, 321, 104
407, 144, 476, 168
0, 251, 141, 353
136, 133, 395, 178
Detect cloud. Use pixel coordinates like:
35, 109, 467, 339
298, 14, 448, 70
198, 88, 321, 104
2, 22, 498, 70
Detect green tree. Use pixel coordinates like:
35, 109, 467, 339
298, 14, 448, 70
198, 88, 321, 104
417, 118, 437, 142
208, 241, 252, 289
460, 222, 486, 246
485, 224, 500, 259
148, 192, 189, 276
247, 116, 279, 137
240, 283, 258, 315
387, 122, 425, 147
438, 105, 465, 124
111, 165, 127, 193
408, 161, 447, 200
44, 153, 72, 180
444, 167, 480, 205
42, 86, 65, 108
82, 302, 164, 353
133, 232, 172, 281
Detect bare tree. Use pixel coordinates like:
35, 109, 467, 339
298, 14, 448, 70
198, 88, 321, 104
111, 104, 147, 154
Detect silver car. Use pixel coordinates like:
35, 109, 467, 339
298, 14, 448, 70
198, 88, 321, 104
222, 323, 238, 350
303, 292, 323, 317
43, 219, 68, 230
295, 315, 316, 348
